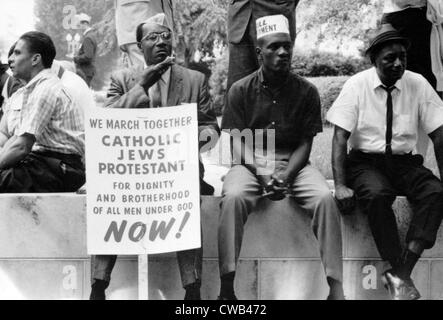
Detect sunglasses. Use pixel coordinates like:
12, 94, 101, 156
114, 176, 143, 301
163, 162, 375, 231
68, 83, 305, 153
141, 31, 172, 43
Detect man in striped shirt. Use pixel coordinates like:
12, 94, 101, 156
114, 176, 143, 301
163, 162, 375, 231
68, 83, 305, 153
0, 31, 85, 192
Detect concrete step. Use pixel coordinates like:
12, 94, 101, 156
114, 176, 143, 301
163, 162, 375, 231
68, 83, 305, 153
0, 194, 441, 299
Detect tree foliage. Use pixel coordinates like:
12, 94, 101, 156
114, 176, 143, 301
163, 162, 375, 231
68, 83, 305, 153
174, 0, 227, 65
34, 0, 118, 89
297, 0, 383, 53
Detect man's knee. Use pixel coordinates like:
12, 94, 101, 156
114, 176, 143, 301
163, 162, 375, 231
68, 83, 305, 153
423, 180, 443, 199
360, 186, 395, 204
220, 186, 254, 223
311, 188, 335, 207
221, 186, 252, 211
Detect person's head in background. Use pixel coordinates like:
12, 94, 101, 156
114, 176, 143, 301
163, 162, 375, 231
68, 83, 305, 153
77, 13, 92, 32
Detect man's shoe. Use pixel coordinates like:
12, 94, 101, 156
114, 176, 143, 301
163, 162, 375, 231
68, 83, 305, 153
89, 280, 108, 300
217, 294, 238, 300
326, 277, 345, 300
326, 291, 346, 300
184, 289, 201, 300
381, 270, 421, 300
403, 278, 421, 300
89, 288, 106, 300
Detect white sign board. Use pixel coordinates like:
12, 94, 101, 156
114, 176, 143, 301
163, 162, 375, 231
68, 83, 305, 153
85, 104, 200, 255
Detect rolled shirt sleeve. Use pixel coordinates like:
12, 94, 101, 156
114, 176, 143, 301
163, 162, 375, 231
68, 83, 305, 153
419, 78, 443, 134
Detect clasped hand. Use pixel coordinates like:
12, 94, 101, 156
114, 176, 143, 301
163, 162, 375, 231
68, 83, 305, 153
334, 184, 356, 215
260, 170, 292, 201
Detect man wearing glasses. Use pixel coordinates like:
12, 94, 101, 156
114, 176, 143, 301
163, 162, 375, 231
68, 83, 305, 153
89, 13, 220, 300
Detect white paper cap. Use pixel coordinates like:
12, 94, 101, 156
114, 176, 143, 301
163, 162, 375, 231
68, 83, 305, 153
256, 14, 290, 39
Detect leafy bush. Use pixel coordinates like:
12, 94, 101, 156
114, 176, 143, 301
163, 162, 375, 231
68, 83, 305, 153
208, 50, 228, 116
306, 76, 349, 125
292, 50, 371, 77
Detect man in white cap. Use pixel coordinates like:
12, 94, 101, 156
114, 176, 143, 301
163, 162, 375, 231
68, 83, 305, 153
89, 12, 220, 300
227, 0, 299, 91
219, 14, 344, 300
74, 13, 97, 87
115, 0, 173, 68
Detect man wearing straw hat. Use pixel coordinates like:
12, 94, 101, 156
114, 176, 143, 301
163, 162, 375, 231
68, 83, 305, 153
219, 14, 344, 300
327, 24, 443, 300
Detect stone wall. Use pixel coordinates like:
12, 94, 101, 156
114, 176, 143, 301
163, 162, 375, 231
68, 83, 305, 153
0, 194, 441, 300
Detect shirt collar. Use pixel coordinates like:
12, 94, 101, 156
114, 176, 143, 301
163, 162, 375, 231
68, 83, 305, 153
25, 69, 53, 89
84, 28, 92, 36
258, 67, 266, 84
258, 66, 290, 88
371, 66, 403, 92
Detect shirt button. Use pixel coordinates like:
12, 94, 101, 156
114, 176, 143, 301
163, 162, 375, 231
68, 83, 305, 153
273, 101, 277, 104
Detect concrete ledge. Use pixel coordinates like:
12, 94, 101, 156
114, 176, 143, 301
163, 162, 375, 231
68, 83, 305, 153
0, 194, 87, 258
0, 193, 441, 299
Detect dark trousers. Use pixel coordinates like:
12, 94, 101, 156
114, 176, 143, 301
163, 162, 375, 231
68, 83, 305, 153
346, 150, 443, 267
227, 16, 259, 91
382, 7, 436, 89
92, 247, 202, 289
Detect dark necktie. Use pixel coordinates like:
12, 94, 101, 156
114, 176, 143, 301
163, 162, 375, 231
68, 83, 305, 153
382, 86, 395, 155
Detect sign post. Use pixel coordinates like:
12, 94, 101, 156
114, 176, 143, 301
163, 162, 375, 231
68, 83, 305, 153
138, 255, 149, 300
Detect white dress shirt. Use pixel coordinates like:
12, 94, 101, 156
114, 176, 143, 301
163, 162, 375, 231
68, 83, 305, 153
326, 67, 443, 154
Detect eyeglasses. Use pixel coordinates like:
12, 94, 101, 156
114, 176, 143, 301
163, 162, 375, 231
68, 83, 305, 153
141, 31, 172, 43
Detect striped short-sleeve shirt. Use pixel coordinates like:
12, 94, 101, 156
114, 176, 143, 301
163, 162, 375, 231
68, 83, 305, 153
1, 69, 84, 156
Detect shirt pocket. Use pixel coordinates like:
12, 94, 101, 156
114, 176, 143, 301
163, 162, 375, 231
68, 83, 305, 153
394, 114, 415, 136
358, 106, 382, 132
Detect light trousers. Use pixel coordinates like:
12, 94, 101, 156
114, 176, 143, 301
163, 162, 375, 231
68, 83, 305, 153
218, 164, 343, 282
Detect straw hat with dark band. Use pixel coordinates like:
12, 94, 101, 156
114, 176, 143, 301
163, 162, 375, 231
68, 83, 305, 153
366, 24, 410, 55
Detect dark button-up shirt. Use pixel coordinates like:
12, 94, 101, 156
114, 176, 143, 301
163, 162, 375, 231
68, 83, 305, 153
222, 68, 322, 152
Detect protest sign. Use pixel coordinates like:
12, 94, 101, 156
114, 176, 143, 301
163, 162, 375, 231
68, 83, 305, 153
85, 104, 200, 255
